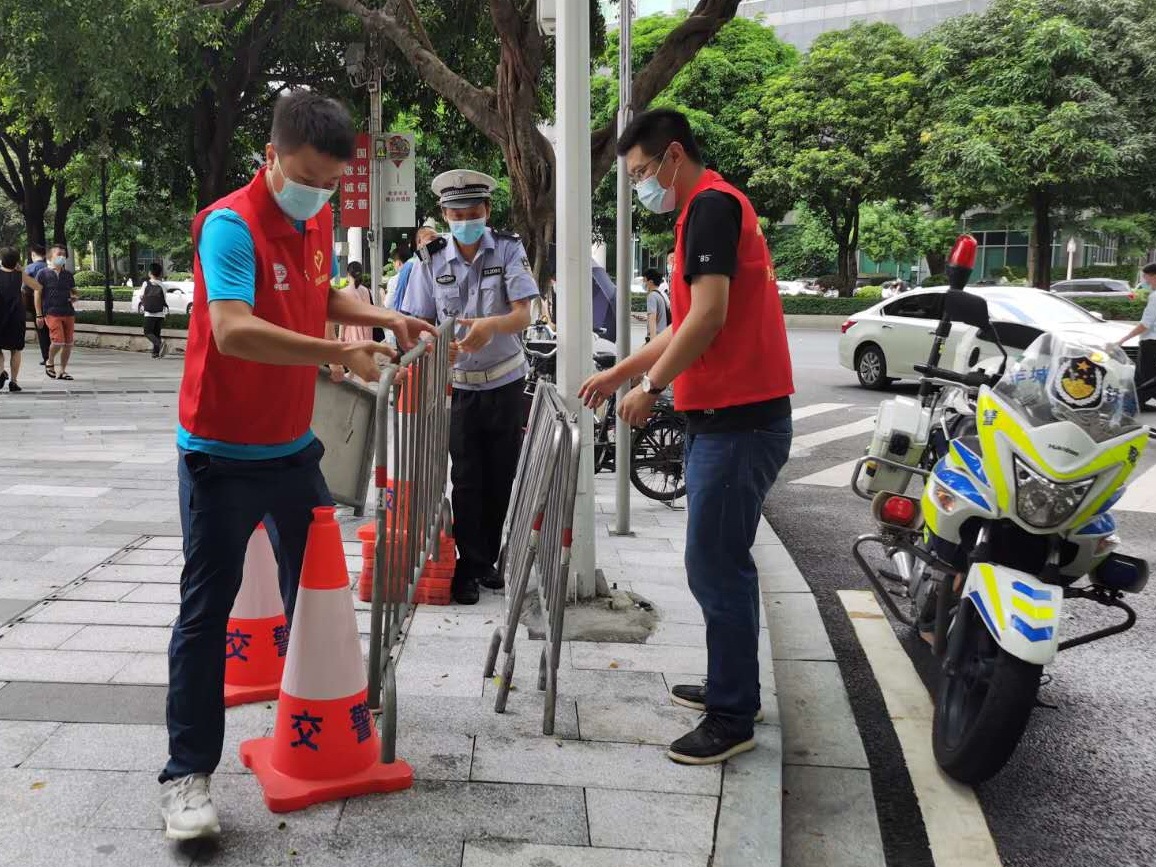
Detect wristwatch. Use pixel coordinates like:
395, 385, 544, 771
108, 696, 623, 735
640, 374, 664, 396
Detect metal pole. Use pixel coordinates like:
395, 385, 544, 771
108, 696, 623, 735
556, 0, 597, 600
100, 157, 113, 326
613, 1, 633, 537
368, 70, 384, 308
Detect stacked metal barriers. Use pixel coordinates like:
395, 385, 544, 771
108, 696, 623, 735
483, 380, 581, 735
367, 320, 454, 763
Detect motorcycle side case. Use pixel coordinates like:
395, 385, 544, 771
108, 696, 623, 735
961, 563, 1063, 666
864, 397, 932, 496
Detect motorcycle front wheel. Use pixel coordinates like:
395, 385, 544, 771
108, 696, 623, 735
932, 601, 1041, 784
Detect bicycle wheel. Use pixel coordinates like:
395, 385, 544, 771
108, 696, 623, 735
630, 416, 686, 501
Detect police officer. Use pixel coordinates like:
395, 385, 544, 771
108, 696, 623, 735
400, 170, 539, 604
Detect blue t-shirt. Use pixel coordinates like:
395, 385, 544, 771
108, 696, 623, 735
176, 208, 339, 460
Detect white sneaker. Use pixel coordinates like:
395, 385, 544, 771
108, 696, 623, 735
160, 774, 220, 841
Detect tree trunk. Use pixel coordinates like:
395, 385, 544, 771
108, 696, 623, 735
925, 251, 946, 276
194, 87, 242, 210
52, 177, 73, 247
1032, 190, 1051, 290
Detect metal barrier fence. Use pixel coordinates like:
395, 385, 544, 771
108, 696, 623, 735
484, 381, 581, 735
367, 319, 454, 763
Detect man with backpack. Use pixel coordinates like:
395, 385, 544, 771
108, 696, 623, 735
141, 263, 169, 358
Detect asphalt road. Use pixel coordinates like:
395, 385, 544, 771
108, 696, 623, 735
767, 329, 1156, 867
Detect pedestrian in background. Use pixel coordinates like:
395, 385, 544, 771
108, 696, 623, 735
333, 259, 375, 382
0, 246, 41, 393
1111, 262, 1156, 407
36, 244, 77, 381
384, 246, 408, 309
141, 262, 170, 358
581, 108, 794, 765
24, 243, 49, 365
642, 267, 670, 342
389, 226, 439, 314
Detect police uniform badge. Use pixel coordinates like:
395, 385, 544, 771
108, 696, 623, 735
1053, 356, 1107, 409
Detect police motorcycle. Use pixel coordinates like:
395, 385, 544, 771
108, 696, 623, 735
849, 235, 1150, 784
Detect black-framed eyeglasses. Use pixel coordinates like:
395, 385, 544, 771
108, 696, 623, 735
628, 154, 663, 186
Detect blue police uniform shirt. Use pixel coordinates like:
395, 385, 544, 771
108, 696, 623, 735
176, 208, 340, 460
400, 228, 539, 390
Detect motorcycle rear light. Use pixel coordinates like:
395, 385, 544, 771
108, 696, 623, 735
841, 319, 856, 334
881, 495, 917, 526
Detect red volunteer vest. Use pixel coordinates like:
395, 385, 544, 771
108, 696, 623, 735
179, 168, 333, 444
670, 170, 794, 412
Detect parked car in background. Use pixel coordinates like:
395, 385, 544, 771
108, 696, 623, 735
838, 285, 1139, 389
132, 280, 194, 315
1048, 277, 1136, 301
776, 280, 815, 296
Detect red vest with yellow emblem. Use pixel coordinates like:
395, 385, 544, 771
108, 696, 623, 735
179, 168, 332, 444
670, 170, 794, 411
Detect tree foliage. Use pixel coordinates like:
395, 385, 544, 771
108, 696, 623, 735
858, 201, 957, 273
768, 205, 836, 278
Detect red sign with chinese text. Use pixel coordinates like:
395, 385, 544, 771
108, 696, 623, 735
341, 133, 370, 228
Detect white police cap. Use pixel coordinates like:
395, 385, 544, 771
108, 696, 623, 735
432, 169, 497, 209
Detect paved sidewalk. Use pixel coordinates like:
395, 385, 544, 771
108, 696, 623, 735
0, 349, 787, 867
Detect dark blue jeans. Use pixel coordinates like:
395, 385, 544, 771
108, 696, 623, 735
684, 418, 792, 728
160, 439, 331, 783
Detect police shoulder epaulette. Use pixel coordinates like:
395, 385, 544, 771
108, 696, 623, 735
492, 230, 521, 242
415, 235, 448, 264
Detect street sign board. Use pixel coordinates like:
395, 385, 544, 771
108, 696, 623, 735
376, 133, 416, 228
341, 132, 371, 228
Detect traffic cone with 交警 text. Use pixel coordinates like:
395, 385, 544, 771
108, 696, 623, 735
239, 506, 413, 812
224, 523, 288, 708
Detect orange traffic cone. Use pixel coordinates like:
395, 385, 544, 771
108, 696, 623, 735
239, 506, 413, 812
224, 524, 288, 708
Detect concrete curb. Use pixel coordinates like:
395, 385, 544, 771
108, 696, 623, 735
26, 322, 187, 355
783, 314, 847, 331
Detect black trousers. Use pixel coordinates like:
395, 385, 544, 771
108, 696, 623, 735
34, 319, 49, 362
143, 317, 164, 355
1137, 341, 1156, 406
450, 378, 525, 579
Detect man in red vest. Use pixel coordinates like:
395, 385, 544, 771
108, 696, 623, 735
581, 109, 794, 766
159, 91, 426, 840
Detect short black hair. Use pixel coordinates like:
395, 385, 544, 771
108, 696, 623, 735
393, 245, 410, 262
50, 243, 68, 256
642, 268, 663, 286
616, 108, 702, 163
1143, 262, 1156, 275
0, 246, 17, 269
347, 260, 363, 277
271, 90, 355, 160
30, 243, 46, 257
149, 262, 163, 278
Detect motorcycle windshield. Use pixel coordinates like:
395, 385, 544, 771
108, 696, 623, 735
992, 333, 1141, 444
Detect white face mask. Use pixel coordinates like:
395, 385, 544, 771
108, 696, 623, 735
52, 256, 67, 267
635, 150, 679, 214
270, 156, 335, 222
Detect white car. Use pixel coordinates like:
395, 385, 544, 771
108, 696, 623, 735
776, 280, 814, 296
838, 286, 1140, 389
132, 280, 195, 315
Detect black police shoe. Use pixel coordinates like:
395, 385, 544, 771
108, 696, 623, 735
451, 575, 480, 605
667, 714, 756, 766
479, 567, 504, 591
670, 681, 764, 722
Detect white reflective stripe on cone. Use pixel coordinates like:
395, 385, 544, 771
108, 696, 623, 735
231, 526, 284, 619
280, 585, 367, 701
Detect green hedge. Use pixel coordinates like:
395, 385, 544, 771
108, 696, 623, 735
1071, 265, 1137, 282
1070, 298, 1144, 321
781, 296, 876, 315
71, 310, 191, 329
72, 270, 108, 287
77, 288, 134, 301
921, 274, 948, 287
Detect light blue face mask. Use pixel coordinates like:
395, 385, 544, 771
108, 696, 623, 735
270, 157, 335, 222
635, 151, 678, 214
449, 218, 487, 245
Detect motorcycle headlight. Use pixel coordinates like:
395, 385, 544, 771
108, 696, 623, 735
1013, 456, 1093, 529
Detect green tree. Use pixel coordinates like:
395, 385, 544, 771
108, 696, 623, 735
591, 14, 796, 255
858, 201, 958, 275
919, 0, 1156, 288
743, 23, 927, 295
768, 205, 837, 278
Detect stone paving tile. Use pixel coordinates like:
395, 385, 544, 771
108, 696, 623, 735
763, 593, 836, 662
88, 563, 183, 583
37, 545, 121, 566
570, 641, 707, 676
60, 625, 172, 654
0, 576, 71, 601
111, 653, 169, 686
112, 548, 180, 567
0, 767, 120, 832
483, 667, 672, 705
0, 648, 135, 683
463, 841, 708, 867
586, 788, 717, 855
9, 532, 140, 549
617, 549, 688, 569
93, 520, 183, 536
776, 660, 869, 770
754, 544, 810, 593
22, 723, 168, 771
0, 545, 60, 563
781, 765, 885, 867
0, 622, 84, 649
60, 580, 141, 602
139, 536, 184, 551
0, 720, 61, 767
0, 560, 78, 582
395, 658, 486, 698
190, 829, 462, 867
120, 583, 181, 604
398, 692, 580, 742
408, 608, 524, 641
575, 697, 701, 746
27, 600, 178, 627
0, 597, 35, 623
0, 682, 166, 724
470, 736, 721, 796
713, 722, 785, 867
0, 825, 195, 867
338, 779, 589, 846
647, 621, 705, 647
394, 730, 474, 781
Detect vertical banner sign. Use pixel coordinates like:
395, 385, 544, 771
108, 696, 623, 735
376, 132, 416, 228
342, 133, 371, 228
